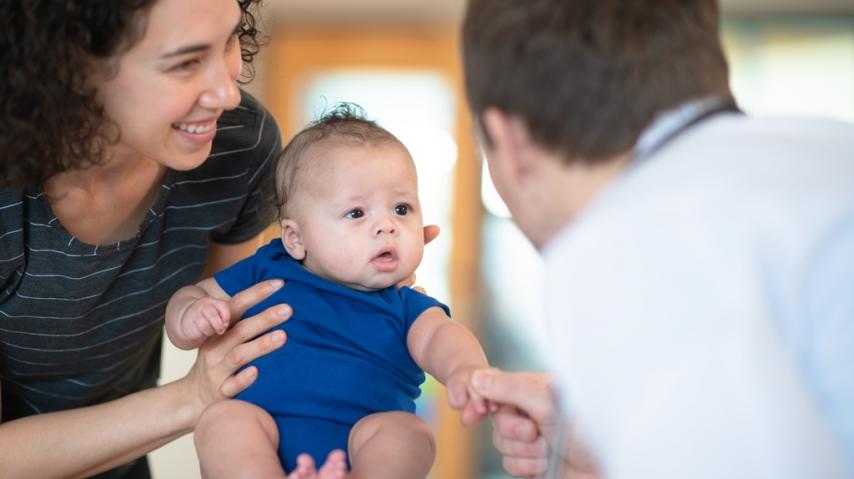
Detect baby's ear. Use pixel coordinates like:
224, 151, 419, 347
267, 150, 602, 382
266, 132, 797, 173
280, 219, 306, 260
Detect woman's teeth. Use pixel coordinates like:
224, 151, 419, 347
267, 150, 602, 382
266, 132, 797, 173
174, 122, 213, 134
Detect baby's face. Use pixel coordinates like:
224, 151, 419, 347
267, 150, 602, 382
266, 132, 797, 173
286, 141, 424, 291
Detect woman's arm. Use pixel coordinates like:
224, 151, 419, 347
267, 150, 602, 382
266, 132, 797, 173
0, 278, 289, 479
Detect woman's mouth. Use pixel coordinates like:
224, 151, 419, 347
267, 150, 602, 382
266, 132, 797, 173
173, 121, 215, 134
172, 119, 218, 146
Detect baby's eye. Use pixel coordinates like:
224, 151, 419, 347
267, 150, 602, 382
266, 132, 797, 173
393, 204, 410, 216
345, 208, 364, 219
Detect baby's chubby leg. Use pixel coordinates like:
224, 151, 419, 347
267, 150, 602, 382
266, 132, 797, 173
194, 400, 286, 479
348, 411, 436, 479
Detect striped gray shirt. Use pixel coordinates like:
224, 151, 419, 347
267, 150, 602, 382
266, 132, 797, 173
0, 90, 280, 421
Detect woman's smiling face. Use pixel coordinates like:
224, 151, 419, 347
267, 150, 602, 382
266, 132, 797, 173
91, 0, 244, 169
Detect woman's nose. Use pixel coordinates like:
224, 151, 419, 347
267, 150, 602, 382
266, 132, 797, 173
199, 53, 241, 111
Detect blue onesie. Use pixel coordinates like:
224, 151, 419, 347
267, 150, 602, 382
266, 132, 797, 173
214, 239, 449, 472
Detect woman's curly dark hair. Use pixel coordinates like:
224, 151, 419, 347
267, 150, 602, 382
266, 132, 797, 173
0, 0, 265, 190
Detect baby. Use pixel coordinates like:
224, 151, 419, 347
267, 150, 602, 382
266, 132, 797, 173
165, 104, 490, 479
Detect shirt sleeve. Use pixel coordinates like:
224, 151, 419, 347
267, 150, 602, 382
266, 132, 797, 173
399, 287, 451, 331
214, 252, 259, 298
210, 94, 282, 245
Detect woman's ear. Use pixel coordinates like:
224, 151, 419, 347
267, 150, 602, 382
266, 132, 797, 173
280, 219, 306, 260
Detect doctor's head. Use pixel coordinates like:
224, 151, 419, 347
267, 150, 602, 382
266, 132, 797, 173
461, 0, 733, 248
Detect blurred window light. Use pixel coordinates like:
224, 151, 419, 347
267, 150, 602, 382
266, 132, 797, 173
394, 126, 458, 174
722, 18, 854, 122
480, 159, 511, 219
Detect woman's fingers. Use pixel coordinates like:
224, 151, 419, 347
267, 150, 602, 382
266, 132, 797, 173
218, 304, 291, 352
226, 279, 284, 325
183, 282, 291, 422
194, 304, 290, 401
219, 365, 259, 398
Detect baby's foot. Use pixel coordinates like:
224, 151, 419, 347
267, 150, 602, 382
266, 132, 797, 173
318, 450, 347, 479
287, 451, 348, 479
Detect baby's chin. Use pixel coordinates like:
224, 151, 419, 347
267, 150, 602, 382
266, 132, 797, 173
340, 272, 413, 292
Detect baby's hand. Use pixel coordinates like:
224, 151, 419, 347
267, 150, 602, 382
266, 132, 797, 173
180, 296, 231, 343
445, 366, 497, 427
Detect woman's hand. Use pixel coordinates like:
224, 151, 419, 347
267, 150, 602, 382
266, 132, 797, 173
471, 369, 599, 479
179, 279, 289, 423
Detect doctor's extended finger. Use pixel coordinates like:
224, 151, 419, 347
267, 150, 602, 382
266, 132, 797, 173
227, 279, 284, 323
472, 369, 556, 425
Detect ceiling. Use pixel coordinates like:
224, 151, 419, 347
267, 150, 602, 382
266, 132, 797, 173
262, 0, 854, 25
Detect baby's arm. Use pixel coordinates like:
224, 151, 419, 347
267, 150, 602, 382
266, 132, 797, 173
407, 307, 491, 427
165, 278, 233, 350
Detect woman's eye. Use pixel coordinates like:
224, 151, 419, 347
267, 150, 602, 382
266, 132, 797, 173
394, 204, 410, 216
345, 209, 364, 219
170, 58, 201, 72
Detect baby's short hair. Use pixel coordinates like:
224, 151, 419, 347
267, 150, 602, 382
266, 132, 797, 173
275, 102, 404, 219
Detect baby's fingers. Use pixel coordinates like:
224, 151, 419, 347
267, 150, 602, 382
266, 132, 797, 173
195, 312, 217, 337
200, 307, 226, 335
460, 399, 490, 427
446, 378, 470, 409
211, 299, 231, 334
471, 392, 489, 416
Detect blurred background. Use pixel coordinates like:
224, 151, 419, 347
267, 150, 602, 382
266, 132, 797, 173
154, 0, 854, 477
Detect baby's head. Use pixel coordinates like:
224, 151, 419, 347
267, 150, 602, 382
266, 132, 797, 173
274, 103, 424, 291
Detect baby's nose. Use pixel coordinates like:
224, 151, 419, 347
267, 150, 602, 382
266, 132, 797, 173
376, 218, 398, 235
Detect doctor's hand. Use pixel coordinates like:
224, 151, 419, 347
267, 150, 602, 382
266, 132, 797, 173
470, 369, 600, 479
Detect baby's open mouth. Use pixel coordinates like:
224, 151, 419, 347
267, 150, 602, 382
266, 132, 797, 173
372, 248, 399, 269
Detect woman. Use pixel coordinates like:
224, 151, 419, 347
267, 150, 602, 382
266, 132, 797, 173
0, 1, 289, 477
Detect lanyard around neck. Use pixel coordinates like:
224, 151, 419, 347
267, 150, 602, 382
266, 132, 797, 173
633, 97, 743, 164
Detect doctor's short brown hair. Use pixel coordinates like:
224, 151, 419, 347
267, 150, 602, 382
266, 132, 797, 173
462, 0, 733, 164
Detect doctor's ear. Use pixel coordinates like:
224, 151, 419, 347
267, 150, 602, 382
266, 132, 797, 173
280, 219, 306, 260
481, 108, 537, 179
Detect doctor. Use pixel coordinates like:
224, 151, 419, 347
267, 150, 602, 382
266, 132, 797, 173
461, 0, 854, 478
